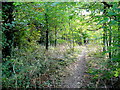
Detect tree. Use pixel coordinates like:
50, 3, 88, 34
2, 2, 15, 58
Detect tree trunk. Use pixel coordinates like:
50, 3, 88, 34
54, 26, 57, 47
109, 28, 112, 59
72, 29, 74, 49
68, 22, 72, 48
45, 13, 49, 50
118, 1, 120, 56
2, 2, 14, 58
108, 17, 112, 59
102, 3, 107, 52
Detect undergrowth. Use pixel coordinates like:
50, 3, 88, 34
86, 44, 120, 88
2, 44, 81, 88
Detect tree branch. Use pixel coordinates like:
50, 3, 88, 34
87, 27, 102, 31
101, 2, 113, 8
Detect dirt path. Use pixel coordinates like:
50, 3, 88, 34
61, 46, 89, 88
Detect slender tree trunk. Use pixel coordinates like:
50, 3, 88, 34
71, 27, 74, 51
107, 16, 113, 59
106, 29, 109, 47
63, 25, 67, 41
103, 3, 107, 52
2, 2, 15, 77
118, 23, 120, 54
72, 29, 74, 49
2, 2, 14, 58
109, 24, 112, 59
118, 1, 120, 56
54, 26, 57, 47
79, 29, 82, 45
103, 29, 106, 51
45, 13, 49, 50
102, 2, 113, 55
68, 22, 72, 48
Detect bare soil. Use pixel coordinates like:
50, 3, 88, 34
61, 46, 90, 88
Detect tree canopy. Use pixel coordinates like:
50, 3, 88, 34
2, 2, 120, 88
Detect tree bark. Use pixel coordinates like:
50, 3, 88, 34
102, 2, 107, 52
54, 26, 57, 47
45, 13, 49, 50
102, 2, 113, 58
109, 24, 112, 59
2, 2, 14, 58
118, 2, 120, 56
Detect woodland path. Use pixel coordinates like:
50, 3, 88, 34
61, 46, 89, 88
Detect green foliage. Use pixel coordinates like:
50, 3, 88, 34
2, 2, 120, 88
87, 44, 120, 88
2, 44, 80, 88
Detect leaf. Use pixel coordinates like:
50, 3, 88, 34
51, 2, 60, 6
112, 58, 120, 62
97, 17, 109, 24
108, 11, 117, 16
109, 20, 118, 25
114, 71, 119, 77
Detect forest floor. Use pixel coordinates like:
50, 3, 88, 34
60, 45, 90, 88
